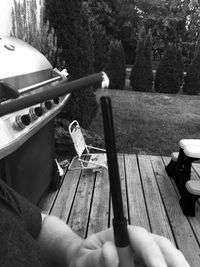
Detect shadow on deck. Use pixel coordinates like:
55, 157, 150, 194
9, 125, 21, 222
39, 154, 200, 266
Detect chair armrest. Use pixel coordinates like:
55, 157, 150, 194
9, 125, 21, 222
86, 145, 106, 152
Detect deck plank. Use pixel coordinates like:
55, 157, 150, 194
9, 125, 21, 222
68, 169, 95, 238
87, 168, 110, 236
38, 165, 68, 215
109, 154, 129, 226
118, 154, 129, 221
50, 168, 81, 221
138, 155, 175, 244
150, 155, 200, 266
38, 188, 60, 215
40, 153, 200, 266
125, 154, 150, 230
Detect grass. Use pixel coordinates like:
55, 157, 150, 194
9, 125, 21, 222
89, 88, 200, 156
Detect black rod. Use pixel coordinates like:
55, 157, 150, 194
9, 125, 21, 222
0, 72, 103, 117
100, 96, 129, 248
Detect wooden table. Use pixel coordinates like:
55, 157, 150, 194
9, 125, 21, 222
39, 154, 200, 266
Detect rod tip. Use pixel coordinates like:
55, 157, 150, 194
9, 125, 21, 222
101, 72, 109, 89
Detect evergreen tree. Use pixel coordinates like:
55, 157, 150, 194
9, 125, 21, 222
144, 30, 153, 90
45, 0, 94, 78
182, 34, 200, 95
83, 0, 115, 73
106, 40, 126, 90
92, 24, 110, 72
45, 0, 97, 128
154, 44, 183, 94
130, 27, 153, 92
11, 0, 62, 67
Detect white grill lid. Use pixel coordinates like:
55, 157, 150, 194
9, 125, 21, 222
0, 36, 52, 79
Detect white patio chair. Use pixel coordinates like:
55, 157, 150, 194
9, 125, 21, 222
68, 120, 107, 171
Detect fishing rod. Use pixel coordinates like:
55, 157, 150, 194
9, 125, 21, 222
0, 72, 104, 117
100, 96, 133, 267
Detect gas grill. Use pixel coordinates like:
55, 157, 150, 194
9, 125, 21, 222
0, 36, 106, 204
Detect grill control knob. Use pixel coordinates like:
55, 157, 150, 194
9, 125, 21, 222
44, 101, 52, 110
15, 114, 31, 129
29, 107, 43, 120
53, 97, 60, 105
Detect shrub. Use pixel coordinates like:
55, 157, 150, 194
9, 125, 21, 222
154, 45, 183, 94
83, 1, 111, 73
45, 0, 98, 128
105, 39, 126, 89
130, 28, 153, 92
182, 34, 200, 95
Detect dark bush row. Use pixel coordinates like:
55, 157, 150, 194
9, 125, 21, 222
182, 35, 200, 95
154, 45, 184, 94
129, 26, 200, 95
130, 27, 153, 92
106, 40, 126, 90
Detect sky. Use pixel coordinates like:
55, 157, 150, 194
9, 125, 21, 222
0, 0, 13, 35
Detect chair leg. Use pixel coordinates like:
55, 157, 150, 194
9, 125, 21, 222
181, 156, 193, 184
179, 190, 199, 217
165, 148, 184, 180
169, 149, 186, 192
165, 160, 177, 177
173, 148, 184, 180
174, 152, 197, 195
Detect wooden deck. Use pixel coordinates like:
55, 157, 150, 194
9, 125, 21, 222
38, 154, 200, 266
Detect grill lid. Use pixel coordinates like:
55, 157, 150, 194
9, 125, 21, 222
0, 36, 52, 93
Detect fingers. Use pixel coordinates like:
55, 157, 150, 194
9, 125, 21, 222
102, 242, 119, 267
128, 226, 168, 267
74, 226, 190, 267
128, 226, 190, 267
151, 234, 191, 267
77, 241, 119, 267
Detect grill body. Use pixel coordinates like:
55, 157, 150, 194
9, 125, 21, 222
0, 36, 68, 204
1, 121, 55, 203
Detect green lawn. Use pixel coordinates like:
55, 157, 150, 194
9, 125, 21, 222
89, 89, 200, 156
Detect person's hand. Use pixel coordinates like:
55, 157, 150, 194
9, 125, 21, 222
69, 226, 190, 267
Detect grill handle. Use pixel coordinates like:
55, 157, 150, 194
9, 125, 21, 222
18, 76, 62, 94
18, 68, 68, 95
0, 72, 106, 117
